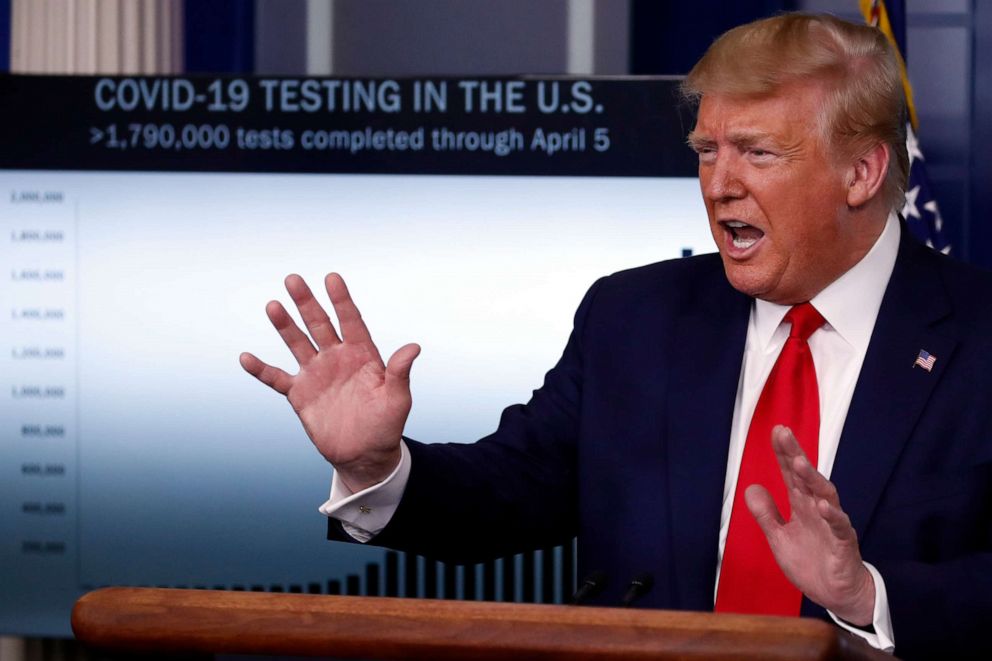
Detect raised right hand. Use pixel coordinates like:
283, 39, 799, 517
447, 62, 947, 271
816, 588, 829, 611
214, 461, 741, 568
240, 273, 420, 492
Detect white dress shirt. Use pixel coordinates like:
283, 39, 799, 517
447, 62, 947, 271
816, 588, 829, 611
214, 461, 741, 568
321, 213, 902, 652
717, 212, 900, 651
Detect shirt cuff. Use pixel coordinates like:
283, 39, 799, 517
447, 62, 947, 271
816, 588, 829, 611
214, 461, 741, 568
318, 440, 411, 543
828, 562, 895, 653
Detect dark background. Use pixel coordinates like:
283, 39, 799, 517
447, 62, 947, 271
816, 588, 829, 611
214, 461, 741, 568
1, 0, 987, 267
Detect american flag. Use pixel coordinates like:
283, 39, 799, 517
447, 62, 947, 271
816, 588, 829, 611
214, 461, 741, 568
860, 0, 950, 254
914, 350, 936, 372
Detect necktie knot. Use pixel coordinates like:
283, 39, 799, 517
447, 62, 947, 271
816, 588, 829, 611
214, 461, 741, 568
785, 303, 825, 342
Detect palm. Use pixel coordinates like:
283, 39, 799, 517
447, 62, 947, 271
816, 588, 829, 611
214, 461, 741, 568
291, 345, 402, 463
756, 483, 862, 604
240, 273, 420, 491
745, 426, 875, 625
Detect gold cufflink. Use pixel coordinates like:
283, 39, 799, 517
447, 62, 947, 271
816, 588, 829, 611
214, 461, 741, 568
359, 505, 372, 514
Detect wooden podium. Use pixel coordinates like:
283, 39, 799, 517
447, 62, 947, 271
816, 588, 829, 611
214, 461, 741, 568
72, 587, 893, 660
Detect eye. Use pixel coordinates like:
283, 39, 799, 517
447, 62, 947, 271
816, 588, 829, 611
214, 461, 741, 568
694, 145, 717, 164
747, 148, 775, 161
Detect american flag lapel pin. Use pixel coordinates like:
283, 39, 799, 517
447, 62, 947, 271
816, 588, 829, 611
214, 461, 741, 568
914, 349, 937, 372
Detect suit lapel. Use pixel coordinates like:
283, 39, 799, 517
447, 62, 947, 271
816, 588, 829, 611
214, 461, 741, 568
665, 265, 751, 610
831, 232, 956, 538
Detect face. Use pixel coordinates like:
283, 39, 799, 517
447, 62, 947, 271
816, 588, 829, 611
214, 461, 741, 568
689, 84, 875, 304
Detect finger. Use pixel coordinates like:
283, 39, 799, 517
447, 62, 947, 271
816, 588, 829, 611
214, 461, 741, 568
385, 343, 421, 396
266, 300, 317, 365
816, 497, 858, 543
771, 425, 802, 491
745, 483, 785, 540
240, 351, 294, 395
791, 452, 841, 505
325, 273, 378, 351
285, 274, 341, 348
774, 427, 829, 518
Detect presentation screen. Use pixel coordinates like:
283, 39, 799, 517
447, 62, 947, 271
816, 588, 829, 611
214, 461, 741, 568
0, 75, 711, 636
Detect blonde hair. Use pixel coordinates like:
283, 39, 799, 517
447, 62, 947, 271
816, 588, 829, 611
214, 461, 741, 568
682, 13, 908, 211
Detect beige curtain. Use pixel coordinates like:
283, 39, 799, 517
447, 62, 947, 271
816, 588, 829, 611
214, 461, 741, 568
10, 0, 183, 74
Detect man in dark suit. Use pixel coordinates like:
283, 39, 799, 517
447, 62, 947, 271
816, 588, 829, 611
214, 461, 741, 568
241, 13, 991, 660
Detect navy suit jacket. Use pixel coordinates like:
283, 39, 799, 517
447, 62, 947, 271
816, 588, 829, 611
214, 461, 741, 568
330, 227, 992, 659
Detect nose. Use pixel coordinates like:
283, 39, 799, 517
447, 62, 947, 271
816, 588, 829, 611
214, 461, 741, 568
702, 152, 746, 202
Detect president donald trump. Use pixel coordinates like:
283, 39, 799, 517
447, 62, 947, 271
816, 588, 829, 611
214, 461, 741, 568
242, 13, 992, 659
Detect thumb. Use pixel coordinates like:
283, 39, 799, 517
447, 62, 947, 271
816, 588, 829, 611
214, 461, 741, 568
385, 343, 421, 394
745, 484, 785, 540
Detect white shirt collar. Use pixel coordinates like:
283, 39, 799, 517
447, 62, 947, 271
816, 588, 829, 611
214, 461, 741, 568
752, 212, 901, 352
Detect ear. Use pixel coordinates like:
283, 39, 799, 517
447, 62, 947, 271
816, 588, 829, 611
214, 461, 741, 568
846, 142, 890, 208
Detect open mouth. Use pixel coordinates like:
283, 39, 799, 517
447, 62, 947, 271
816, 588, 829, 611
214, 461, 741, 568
721, 220, 765, 251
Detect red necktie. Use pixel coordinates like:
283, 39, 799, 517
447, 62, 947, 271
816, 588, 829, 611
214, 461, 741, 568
715, 302, 825, 616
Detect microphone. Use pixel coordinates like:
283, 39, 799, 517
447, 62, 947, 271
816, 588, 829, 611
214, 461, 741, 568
570, 570, 608, 605
621, 573, 654, 608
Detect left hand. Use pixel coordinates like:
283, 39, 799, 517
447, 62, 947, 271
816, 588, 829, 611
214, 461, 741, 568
745, 425, 876, 625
